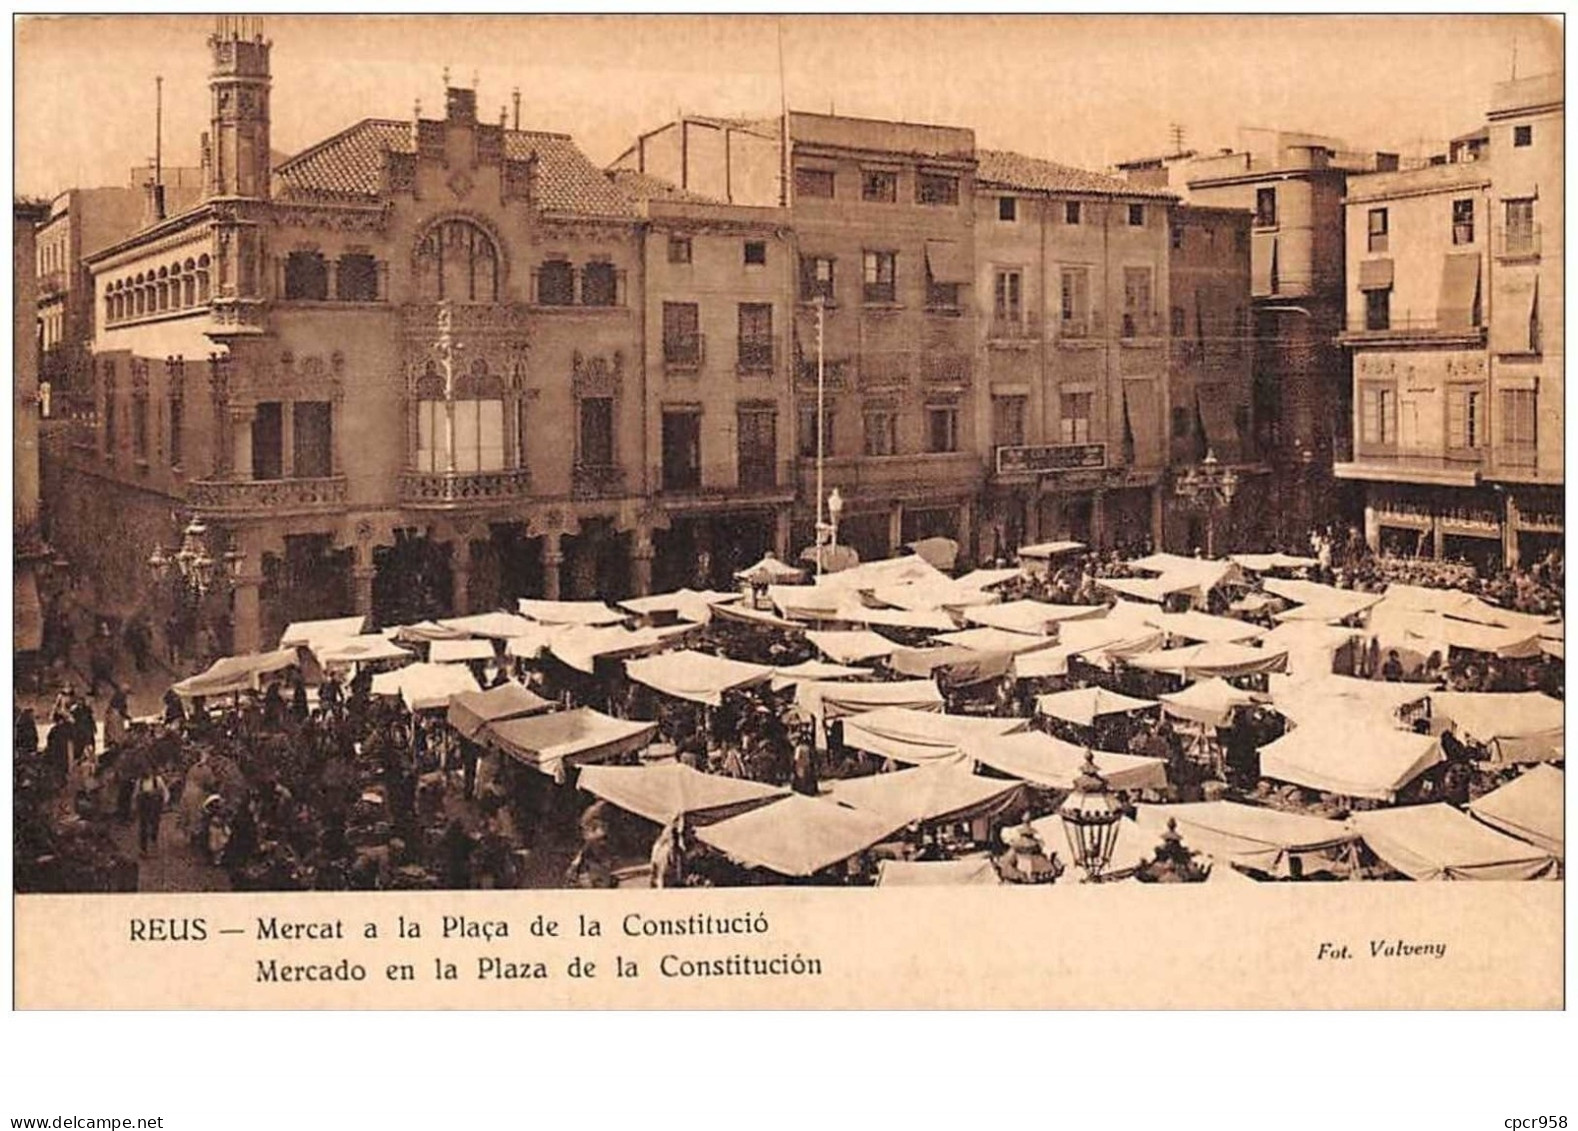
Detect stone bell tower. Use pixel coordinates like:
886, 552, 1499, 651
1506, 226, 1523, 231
206, 15, 272, 201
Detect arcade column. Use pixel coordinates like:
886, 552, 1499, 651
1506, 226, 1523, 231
542, 531, 564, 601
631, 529, 654, 598
451, 539, 472, 616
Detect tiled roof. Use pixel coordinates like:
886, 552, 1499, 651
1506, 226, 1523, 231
976, 148, 1177, 200
274, 118, 638, 217
606, 168, 722, 206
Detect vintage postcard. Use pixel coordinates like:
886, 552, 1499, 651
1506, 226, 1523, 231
11, 13, 1563, 1010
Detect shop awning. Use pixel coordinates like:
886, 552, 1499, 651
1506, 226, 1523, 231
172, 649, 300, 699
1437, 252, 1482, 330
924, 239, 972, 285
1491, 269, 1537, 354
517, 598, 628, 626
806, 629, 899, 664
1258, 722, 1440, 802
1357, 257, 1394, 290
1036, 686, 1157, 727
961, 600, 1107, 635
427, 638, 498, 664
830, 763, 1026, 827
447, 682, 556, 740
695, 794, 906, 877
624, 649, 774, 707
371, 662, 482, 712
1466, 764, 1563, 857
577, 763, 788, 827
481, 707, 658, 779
876, 858, 1003, 886
1130, 801, 1357, 877
959, 731, 1168, 792
1124, 380, 1165, 467
840, 707, 1026, 766
280, 615, 367, 649
1350, 803, 1557, 881
1428, 691, 1564, 764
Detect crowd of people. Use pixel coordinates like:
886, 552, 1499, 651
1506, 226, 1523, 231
13, 539, 1564, 894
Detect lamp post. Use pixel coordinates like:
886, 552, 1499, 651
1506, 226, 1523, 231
1173, 449, 1240, 558
813, 296, 827, 575
1058, 751, 1123, 883
148, 516, 246, 643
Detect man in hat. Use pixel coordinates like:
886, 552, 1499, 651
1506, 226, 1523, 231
133, 759, 170, 856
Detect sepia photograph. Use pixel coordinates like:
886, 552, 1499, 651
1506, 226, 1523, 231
8, 12, 1565, 1018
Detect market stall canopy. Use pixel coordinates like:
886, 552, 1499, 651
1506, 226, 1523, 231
1258, 722, 1441, 802
933, 626, 1055, 655
279, 615, 366, 649
312, 634, 414, 668
1229, 552, 1319, 572
769, 584, 846, 621
955, 567, 1024, 590
1268, 673, 1430, 729
1028, 814, 1155, 877
876, 858, 1003, 886
439, 612, 539, 640
768, 660, 869, 692
1094, 576, 1174, 604
1427, 691, 1564, 764
1158, 678, 1267, 727
829, 763, 1026, 827
1036, 686, 1157, 727
840, 707, 1026, 766
734, 553, 807, 584
870, 579, 996, 612
503, 624, 568, 660
427, 638, 498, 665
517, 598, 628, 627
1349, 804, 1557, 881
388, 620, 470, 644
619, 588, 740, 624
624, 650, 775, 707
961, 600, 1106, 635
960, 731, 1168, 792
695, 794, 905, 877
172, 648, 299, 699
1009, 644, 1083, 680
1128, 554, 1245, 596
798, 544, 861, 573
1131, 801, 1357, 877
1368, 605, 1541, 660
1055, 618, 1167, 667
548, 624, 692, 675
1147, 610, 1268, 644
1259, 622, 1362, 681
370, 662, 482, 712
887, 645, 1012, 688
709, 602, 806, 632
447, 682, 556, 740
482, 707, 658, 778
1127, 641, 1288, 680
815, 555, 949, 593
904, 536, 960, 572
1230, 593, 1282, 615
577, 763, 788, 827
795, 679, 944, 727
1466, 765, 1563, 857
1017, 541, 1085, 564
1540, 638, 1564, 661
806, 629, 898, 664
833, 603, 958, 632
1262, 578, 1383, 623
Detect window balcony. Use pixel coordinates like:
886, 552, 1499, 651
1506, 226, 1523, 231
185, 475, 348, 518
737, 335, 778, 375
398, 467, 533, 511
988, 313, 1042, 343
1057, 311, 1105, 340
1337, 315, 1486, 346
572, 462, 627, 498
663, 332, 705, 372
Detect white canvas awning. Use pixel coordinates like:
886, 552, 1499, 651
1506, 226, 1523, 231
1268, 673, 1431, 729
876, 858, 1003, 886
370, 662, 482, 711
619, 588, 741, 624
1147, 610, 1268, 644
624, 650, 775, 707
427, 638, 498, 664
577, 763, 788, 826
1259, 722, 1441, 802
312, 634, 414, 668
1131, 801, 1358, 877
1036, 686, 1157, 727
933, 626, 1055, 655
840, 707, 1027, 766
806, 629, 899, 664
887, 645, 1013, 688
959, 730, 1167, 792
279, 615, 367, 649
834, 603, 958, 632
482, 707, 657, 779
955, 567, 1024, 590
1127, 641, 1288, 680
1230, 553, 1318, 572
961, 600, 1106, 635
1428, 691, 1564, 764
439, 611, 540, 639
770, 584, 846, 621
503, 624, 569, 660
548, 624, 692, 675
831, 763, 1026, 827
447, 682, 556, 739
1350, 803, 1556, 881
734, 553, 806, 584
1466, 765, 1563, 857
870, 579, 993, 612
517, 598, 628, 626
768, 660, 869, 692
795, 679, 944, 728
1158, 678, 1266, 727
695, 794, 905, 877
171, 649, 299, 699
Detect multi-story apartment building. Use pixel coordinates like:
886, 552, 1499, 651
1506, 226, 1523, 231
971, 150, 1181, 557
615, 169, 797, 591
55, 20, 654, 653
1120, 131, 1397, 542
1335, 73, 1563, 568
614, 112, 985, 565
15, 197, 52, 658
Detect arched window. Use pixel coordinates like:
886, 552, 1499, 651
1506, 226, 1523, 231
414, 358, 507, 473
337, 252, 379, 301
196, 255, 211, 303
415, 219, 499, 303
134, 277, 146, 316
105, 291, 114, 324
284, 250, 329, 300
157, 281, 169, 311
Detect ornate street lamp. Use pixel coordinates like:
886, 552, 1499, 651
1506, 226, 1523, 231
1173, 449, 1240, 558
1058, 751, 1124, 882
1132, 818, 1213, 884
148, 516, 245, 600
